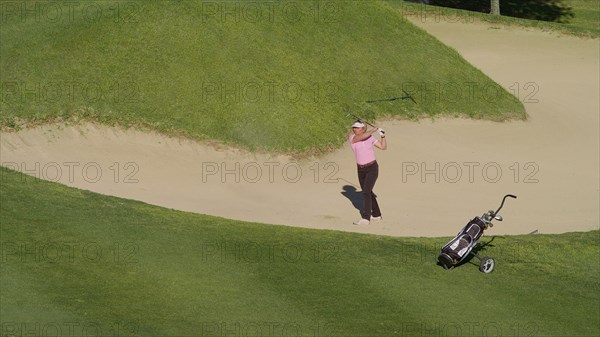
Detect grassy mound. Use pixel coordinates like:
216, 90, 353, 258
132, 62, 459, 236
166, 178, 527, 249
1, 1, 525, 153
1, 167, 598, 336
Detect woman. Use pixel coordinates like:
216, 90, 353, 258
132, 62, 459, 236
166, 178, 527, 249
349, 120, 387, 225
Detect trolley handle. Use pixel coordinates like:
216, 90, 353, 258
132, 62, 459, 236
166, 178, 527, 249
494, 194, 517, 216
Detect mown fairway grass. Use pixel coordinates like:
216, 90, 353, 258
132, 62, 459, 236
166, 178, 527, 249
393, 0, 600, 37
1, 167, 598, 336
1, 1, 525, 153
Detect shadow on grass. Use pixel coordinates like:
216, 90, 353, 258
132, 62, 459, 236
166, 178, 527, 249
462, 236, 497, 267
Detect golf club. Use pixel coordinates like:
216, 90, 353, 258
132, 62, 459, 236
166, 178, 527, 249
366, 89, 417, 104
346, 112, 376, 128
343, 104, 377, 128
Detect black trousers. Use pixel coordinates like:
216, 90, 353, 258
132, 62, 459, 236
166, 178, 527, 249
357, 161, 381, 220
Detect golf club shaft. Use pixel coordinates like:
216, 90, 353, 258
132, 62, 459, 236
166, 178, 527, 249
348, 113, 376, 128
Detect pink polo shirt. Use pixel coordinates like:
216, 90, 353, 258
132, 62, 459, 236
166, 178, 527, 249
349, 134, 378, 165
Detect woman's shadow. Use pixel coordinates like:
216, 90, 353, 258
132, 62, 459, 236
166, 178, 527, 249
340, 185, 364, 213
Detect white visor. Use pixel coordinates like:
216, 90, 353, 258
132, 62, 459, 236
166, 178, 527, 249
352, 121, 365, 128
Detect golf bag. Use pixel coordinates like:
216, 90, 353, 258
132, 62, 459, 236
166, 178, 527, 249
438, 194, 517, 273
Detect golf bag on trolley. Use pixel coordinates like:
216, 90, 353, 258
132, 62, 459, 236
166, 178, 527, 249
438, 194, 517, 273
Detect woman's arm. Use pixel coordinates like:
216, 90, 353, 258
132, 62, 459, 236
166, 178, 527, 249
374, 135, 387, 150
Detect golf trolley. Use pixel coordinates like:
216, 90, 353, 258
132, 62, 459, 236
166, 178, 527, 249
438, 194, 517, 273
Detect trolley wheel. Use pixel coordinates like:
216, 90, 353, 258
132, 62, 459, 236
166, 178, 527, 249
479, 256, 495, 273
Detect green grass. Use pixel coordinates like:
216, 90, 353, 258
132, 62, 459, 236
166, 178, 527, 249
567, 0, 600, 35
394, 0, 600, 37
1, 167, 598, 336
0, 1, 525, 153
